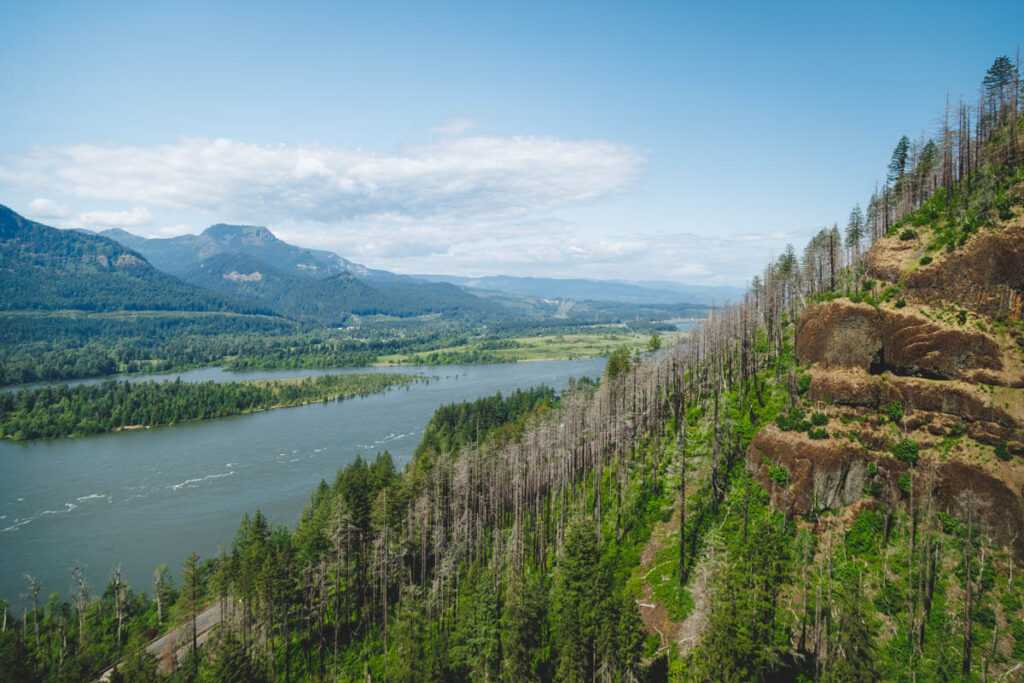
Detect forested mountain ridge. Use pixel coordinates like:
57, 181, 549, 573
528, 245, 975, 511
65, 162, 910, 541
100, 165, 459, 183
0, 205, 273, 315
100, 223, 510, 323
100, 223, 378, 281
181, 252, 318, 305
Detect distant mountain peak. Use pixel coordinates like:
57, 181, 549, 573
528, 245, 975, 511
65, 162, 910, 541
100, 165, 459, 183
203, 223, 278, 246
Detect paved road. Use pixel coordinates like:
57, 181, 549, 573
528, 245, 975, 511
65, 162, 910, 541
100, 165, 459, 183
95, 602, 223, 681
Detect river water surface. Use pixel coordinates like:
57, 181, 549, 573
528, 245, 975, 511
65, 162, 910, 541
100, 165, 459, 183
0, 359, 604, 602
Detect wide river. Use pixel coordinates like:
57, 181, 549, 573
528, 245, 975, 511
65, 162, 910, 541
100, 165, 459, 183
0, 359, 604, 603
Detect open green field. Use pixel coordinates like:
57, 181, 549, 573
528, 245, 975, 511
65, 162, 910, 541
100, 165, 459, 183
375, 329, 685, 365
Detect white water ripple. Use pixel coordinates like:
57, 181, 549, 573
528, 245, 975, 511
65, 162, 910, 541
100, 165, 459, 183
167, 469, 234, 492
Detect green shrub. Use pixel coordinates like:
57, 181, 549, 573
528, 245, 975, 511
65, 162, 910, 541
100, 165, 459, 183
865, 480, 883, 498
810, 411, 828, 426
938, 511, 964, 536
875, 583, 904, 615
880, 285, 901, 302
899, 228, 918, 241
898, 472, 912, 495
1002, 590, 1022, 614
974, 604, 996, 628
949, 422, 966, 438
808, 427, 829, 440
895, 298, 907, 308
849, 293, 862, 303
796, 373, 812, 394
1013, 620, 1024, 660
776, 407, 808, 432
957, 309, 968, 326
882, 401, 903, 423
846, 510, 883, 554
995, 441, 1012, 461
797, 419, 812, 433
891, 439, 919, 465
861, 279, 875, 291
768, 464, 790, 486
919, 255, 933, 266
866, 461, 877, 476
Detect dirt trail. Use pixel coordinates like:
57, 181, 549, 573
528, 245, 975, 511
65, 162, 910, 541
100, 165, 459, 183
636, 507, 685, 650
636, 497, 714, 657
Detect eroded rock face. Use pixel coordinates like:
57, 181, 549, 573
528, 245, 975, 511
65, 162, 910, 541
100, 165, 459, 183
115, 253, 145, 267
807, 369, 1021, 436
881, 309, 1003, 378
796, 300, 1003, 381
905, 218, 1024, 318
747, 428, 1024, 559
795, 301, 881, 369
807, 368, 883, 406
747, 428, 875, 512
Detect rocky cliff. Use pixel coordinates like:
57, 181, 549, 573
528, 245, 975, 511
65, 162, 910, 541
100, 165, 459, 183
748, 209, 1024, 558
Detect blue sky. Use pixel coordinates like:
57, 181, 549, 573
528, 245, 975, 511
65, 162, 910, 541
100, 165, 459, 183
1, 1, 1021, 285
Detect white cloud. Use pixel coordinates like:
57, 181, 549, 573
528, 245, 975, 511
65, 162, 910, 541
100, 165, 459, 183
78, 206, 153, 227
429, 118, 477, 136
27, 197, 69, 218
0, 135, 644, 226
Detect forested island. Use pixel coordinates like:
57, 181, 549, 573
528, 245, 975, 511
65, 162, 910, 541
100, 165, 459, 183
0, 372, 421, 441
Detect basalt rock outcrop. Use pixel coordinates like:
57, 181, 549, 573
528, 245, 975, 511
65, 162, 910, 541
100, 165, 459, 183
749, 215, 1024, 560
871, 215, 1024, 318
749, 427, 1024, 558
795, 300, 1007, 382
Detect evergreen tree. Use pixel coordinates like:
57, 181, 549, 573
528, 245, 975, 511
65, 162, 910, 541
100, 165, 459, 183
698, 514, 793, 681
552, 517, 605, 682
822, 572, 878, 683
845, 205, 864, 256
604, 345, 632, 381
385, 588, 426, 683
984, 55, 1016, 110
888, 135, 911, 186
207, 633, 269, 683
501, 572, 548, 682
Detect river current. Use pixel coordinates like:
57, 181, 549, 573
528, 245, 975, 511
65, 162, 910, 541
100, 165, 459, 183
0, 359, 604, 603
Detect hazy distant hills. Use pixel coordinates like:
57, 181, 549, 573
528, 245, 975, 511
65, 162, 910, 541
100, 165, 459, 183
4, 206, 727, 325
415, 274, 743, 305
100, 222, 500, 324
0, 205, 270, 314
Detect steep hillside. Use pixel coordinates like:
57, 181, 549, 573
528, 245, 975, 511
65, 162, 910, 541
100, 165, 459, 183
181, 251, 310, 304
749, 204, 1024, 558
0, 205, 270, 314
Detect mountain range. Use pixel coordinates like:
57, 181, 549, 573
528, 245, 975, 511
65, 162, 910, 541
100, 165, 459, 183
97, 223, 740, 306
0, 205, 269, 315
2, 203, 729, 325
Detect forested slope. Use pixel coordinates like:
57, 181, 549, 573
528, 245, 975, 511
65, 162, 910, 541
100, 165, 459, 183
0, 206, 271, 315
